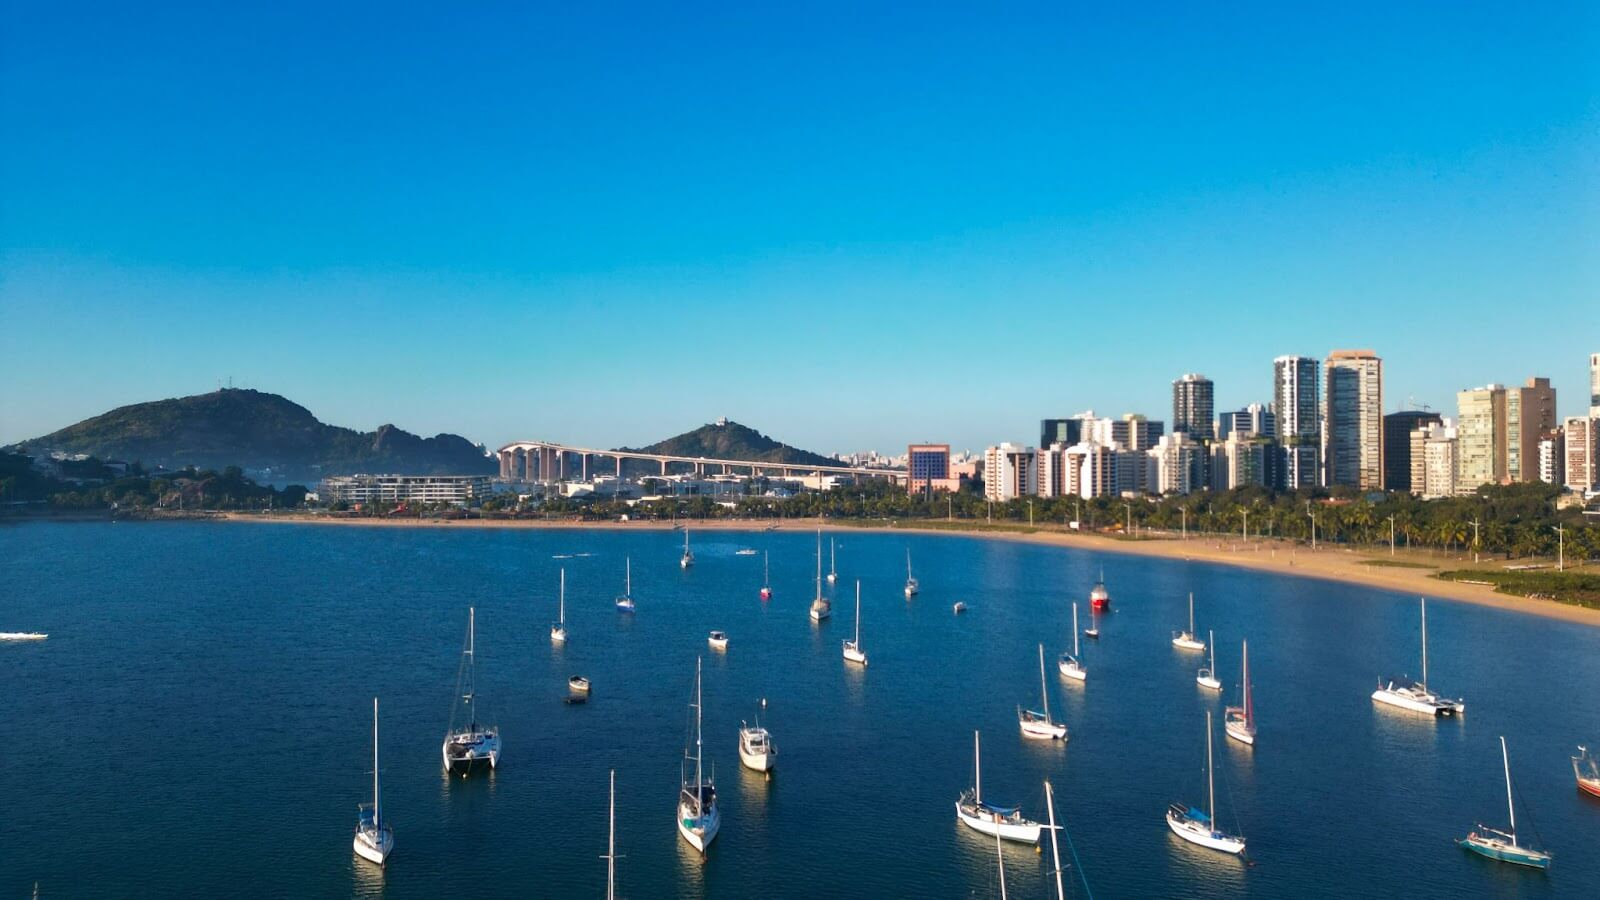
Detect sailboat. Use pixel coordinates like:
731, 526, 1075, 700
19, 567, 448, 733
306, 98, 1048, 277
615, 557, 636, 612
827, 537, 838, 585
680, 530, 694, 569
677, 657, 720, 853
1574, 746, 1600, 798
957, 731, 1043, 842
1058, 602, 1086, 682
551, 568, 568, 644
1196, 630, 1222, 691
353, 697, 393, 866
603, 770, 618, 900
759, 550, 772, 601
1458, 736, 1552, 869
1372, 598, 1464, 717
843, 580, 868, 666
904, 549, 920, 599
442, 607, 501, 774
1089, 569, 1111, 612
1083, 606, 1100, 640
1165, 711, 1245, 855
808, 530, 831, 622
738, 698, 776, 773
1224, 640, 1255, 745
1020, 644, 1068, 740
1172, 592, 1205, 651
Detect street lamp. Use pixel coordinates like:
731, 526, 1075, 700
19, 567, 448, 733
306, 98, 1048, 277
1028, 499, 1034, 527
1180, 507, 1187, 540
1469, 517, 1481, 564
1387, 515, 1396, 557
1123, 502, 1131, 536
1242, 509, 1249, 543
1307, 506, 1317, 550
1553, 524, 1565, 572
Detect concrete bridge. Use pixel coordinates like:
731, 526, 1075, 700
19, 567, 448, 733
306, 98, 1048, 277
496, 440, 907, 485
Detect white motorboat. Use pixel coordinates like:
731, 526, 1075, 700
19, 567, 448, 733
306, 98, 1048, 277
1059, 602, 1086, 682
707, 630, 729, 651
735, 548, 758, 556
1172, 592, 1205, 651
904, 548, 920, 598
0, 632, 47, 641
569, 675, 592, 693
843, 581, 868, 666
1196, 630, 1222, 691
956, 731, 1043, 843
1019, 644, 1067, 740
353, 697, 393, 867
1372, 598, 1464, 717
677, 658, 720, 853
738, 698, 775, 773
1458, 736, 1552, 869
442, 607, 500, 774
615, 557, 636, 613
1224, 640, 1255, 746
953, 601, 967, 614
1165, 711, 1245, 855
826, 537, 838, 585
809, 529, 831, 622
680, 530, 694, 569
551, 568, 568, 644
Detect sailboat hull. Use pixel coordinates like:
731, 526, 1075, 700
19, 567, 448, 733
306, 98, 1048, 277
956, 804, 1042, 843
441, 733, 500, 774
353, 828, 393, 866
1172, 635, 1205, 651
1197, 672, 1222, 691
1458, 835, 1551, 869
1224, 713, 1255, 746
1578, 777, 1600, 799
1058, 658, 1086, 681
842, 641, 867, 665
1372, 685, 1461, 716
1166, 809, 1245, 854
677, 804, 720, 853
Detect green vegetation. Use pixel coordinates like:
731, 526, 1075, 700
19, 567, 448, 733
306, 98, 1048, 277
1, 451, 306, 512
618, 420, 837, 470
1438, 569, 1600, 610
1360, 559, 1438, 569
7, 388, 494, 480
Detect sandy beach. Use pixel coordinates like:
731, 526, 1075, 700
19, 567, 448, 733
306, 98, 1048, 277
223, 513, 1600, 627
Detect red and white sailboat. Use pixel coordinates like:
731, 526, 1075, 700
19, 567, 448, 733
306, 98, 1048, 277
1089, 569, 1111, 613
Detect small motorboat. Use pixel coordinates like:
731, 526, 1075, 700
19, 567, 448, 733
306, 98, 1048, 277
735, 548, 759, 556
1083, 627, 1100, 639
569, 675, 592, 693
953, 601, 967, 614
708, 630, 729, 651
0, 632, 47, 641
738, 699, 776, 773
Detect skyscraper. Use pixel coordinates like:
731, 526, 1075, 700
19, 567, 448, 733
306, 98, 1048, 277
1591, 352, 1600, 418
1273, 356, 1320, 488
1565, 416, 1597, 493
1171, 374, 1215, 443
1505, 377, 1556, 483
1384, 410, 1442, 492
1456, 385, 1508, 491
1039, 418, 1083, 450
1323, 350, 1384, 490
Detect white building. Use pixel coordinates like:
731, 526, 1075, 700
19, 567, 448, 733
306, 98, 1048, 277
983, 443, 1036, 501
1036, 444, 1070, 498
319, 474, 494, 505
1418, 424, 1458, 500
1148, 433, 1205, 495
1274, 355, 1321, 488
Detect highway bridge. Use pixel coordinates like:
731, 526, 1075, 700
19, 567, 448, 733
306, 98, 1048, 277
496, 440, 907, 485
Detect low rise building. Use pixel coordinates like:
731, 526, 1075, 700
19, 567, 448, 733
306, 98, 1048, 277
320, 474, 494, 506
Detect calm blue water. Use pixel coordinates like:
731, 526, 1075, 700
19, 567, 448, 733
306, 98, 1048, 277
2, 521, 1598, 898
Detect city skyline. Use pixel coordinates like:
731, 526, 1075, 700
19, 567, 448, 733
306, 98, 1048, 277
3, 4, 1597, 453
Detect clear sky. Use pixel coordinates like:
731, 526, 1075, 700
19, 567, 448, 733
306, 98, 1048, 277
3, 3, 1596, 455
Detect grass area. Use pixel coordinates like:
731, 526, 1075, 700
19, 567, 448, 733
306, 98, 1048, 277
1436, 569, 1600, 610
1360, 559, 1438, 569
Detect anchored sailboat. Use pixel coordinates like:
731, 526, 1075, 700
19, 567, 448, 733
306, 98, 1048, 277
1020, 644, 1067, 740
680, 530, 694, 569
904, 549, 920, 598
843, 580, 868, 665
1058, 602, 1086, 682
1196, 630, 1221, 691
1089, 569, 1110, 613
759, 550, 772, 601
1224, 640, 1255, 745
1172, 592, 1205, 651
551, 568, 568, 644
827, 537, 838, 585
1574, 745, 1600, 798
442, 607, 500, 774
809, 530, 831, 622
956, 730, 1044, 843
1458, 736, 1552, 869
1372, 598, 1464, 717
615, 557, 636, 613
738, 698, 776, 773
677, 657, 720, 853
353, 697, 393, 866
1165, 710, 1245, 855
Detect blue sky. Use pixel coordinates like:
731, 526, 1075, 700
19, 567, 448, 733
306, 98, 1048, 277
3, 3, 1596, 455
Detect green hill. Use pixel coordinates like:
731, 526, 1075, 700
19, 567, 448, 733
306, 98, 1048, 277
619, 420, 837, 468
9, 389, 493, 480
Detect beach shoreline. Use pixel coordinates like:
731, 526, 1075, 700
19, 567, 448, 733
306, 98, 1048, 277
219, 513, 1600, 627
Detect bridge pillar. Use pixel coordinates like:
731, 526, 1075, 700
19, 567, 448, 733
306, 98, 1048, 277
616, 456, 622, 477
660, 459, 667, 476
581, 453, 588, 482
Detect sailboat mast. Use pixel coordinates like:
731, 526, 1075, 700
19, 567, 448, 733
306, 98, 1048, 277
1421, 598, 1429, 686
974, 730, 982, 803
1038, 643, 1051, 721
1044, 780, 1066, 900
625, 557, 631, 594
1207, 630, 1215, 672
694, 657, 704, 816
465, 607, 476, 728
830, 538, 836, 574
1206, 710, 1216, 823
815, 530, 822, 597
1072, 603, 1079, 656
1501, 736, 1516, 841
1189, 592, 1195, 634
854, 581, 862, 644
763, 551, 769, 587
996, 830, 1008, 900
559, 568, 566, 625
1243, 640, 1253, 723
606, 768, 616, 900
372, 697, 381, 830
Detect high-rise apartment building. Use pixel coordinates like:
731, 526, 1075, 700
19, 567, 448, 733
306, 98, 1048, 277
1324, 350, 1384, 490
1273, 356, 1320, 488
1565, 416, 1597, 493
1591, 353, 1600, 418
983, 443, 1036, 501
1172, 374, 1215, 443
1538, 430, 1564, 486
1148, 433, 1206, 495
1384, 410, 1443, 493
1110, 414, 1164, 453
1505, 377, 1556, 483
1456, 385, 1507, 492
1036, 444, 1070, 498
1418, 423, 1458, 500
1218, 403, 1275, 440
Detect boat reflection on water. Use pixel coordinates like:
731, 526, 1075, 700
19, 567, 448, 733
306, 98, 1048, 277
350, 854, 386, 897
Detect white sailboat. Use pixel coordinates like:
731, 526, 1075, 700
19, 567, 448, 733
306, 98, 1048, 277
442, 607, 500, 774
1058, 602, 1086, 682
808, 529, 831, 622
759, 550, 772, 601
956, 730, 1044, 843
904, 549, 920, 598
680, 530, 694, 569
603, 770, 618, 900
550, 568, 568, 644
826, 537, 838, 585
843, 580, 868, 665
1019, 644, 1068, 740
1172, 592, 1205, 651
0, 632, 47, 641
1458, 736, 1552, 868
1196, 630, 1222, 691
353, 697, 393, 866
1165, 710, 1245, 855
615, 557, 635, 612
1372, 598, 1464, 717
738, 698, 776, 773
677, 657, 720, 853
1224, 640, 1255, 745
